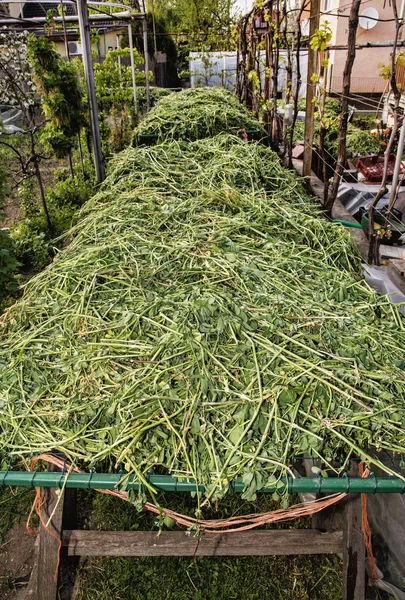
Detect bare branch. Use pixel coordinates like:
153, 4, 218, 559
0, 140, 25, 170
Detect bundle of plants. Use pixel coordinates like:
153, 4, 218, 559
132, 87, 265, 145
1, 135, 404, 512
326, 124, 382, 159
293, 121, 381, 159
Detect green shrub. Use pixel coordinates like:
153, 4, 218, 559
10, 174, 92, 271
291, 115, 380, 160
136, 86, 172, 114
0, 169, 19, 310
10, 216, 52, 271
324, 97, 341, 116
283, 96, 340, 115
325, 124, 381, 158
47, 172, 92, 209
346, 126, 382, 157
0, 228, 19, 307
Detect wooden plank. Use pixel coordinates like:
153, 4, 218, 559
343, 494, 366, 600
34, 484, 65, 600
63, 529, 343, 557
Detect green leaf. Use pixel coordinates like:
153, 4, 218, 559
190, 414, 201, 435
229, 425, 244, 445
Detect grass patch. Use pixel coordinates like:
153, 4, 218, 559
78, 489, 312, 532
75, 554, 343, 600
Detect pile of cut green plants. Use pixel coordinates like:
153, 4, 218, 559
1, 131, 405, 514
132, 87, 265, 145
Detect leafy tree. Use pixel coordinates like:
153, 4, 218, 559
89, 46, 148, 151
93, 47, 145, 109
0, 29, 52, 229
147, 0, 236, 51
27, 36, 86, 159
309, 22, 334, 196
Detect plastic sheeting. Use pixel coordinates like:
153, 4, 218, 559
363, 264, 405, 316
0, 108, 24, 133
189, 50, 308, 96
367, 458, 405, 600
337, 182, 405, 221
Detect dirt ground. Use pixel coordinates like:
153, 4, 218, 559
1, 196, 22, 228
0, 523, 79, 599
0, 523, 36, 599
1, 158, 69, 228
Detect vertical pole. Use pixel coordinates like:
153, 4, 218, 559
77, 133, 86, 178
143, 16, 151, 112
128, 22, 138, 117
343, 497, 366, 599
59, 0, 70, 59
116, 33, 122, 82
151, 0, 158, 58
77, 0, 105, 184
151, 0, 158, 85
302, 0, 320, 184
388, 120, 405, 210
401, 0, 405, 40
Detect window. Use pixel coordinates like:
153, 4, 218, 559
324, 0, 333, 11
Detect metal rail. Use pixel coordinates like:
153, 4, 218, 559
1, 471, 404, 493
0, 11, 143, 25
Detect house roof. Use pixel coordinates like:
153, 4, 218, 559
22, 0, 76, 19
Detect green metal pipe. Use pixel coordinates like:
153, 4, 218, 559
0, 471, 404, 493
333, 219, 363, 229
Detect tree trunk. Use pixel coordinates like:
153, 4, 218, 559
282, 0, 293, 160
35, 161, 53, 232
77, 132, 86, 179
264, 30, 271, 104
325, 0, 362, 216
271, 1, 280, 149
69, 152, 75, 180
302, 0, 320, 184
287, 0, 306, 169
246, 21, 255, 111
319, 125, 329, 201
367, 0, 403, 263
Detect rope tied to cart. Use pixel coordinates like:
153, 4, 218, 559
359, 461, 380, 583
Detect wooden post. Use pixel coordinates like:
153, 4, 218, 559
302, 0, 320, 184
34, 482, 65, 600
343, 494, 366, 600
